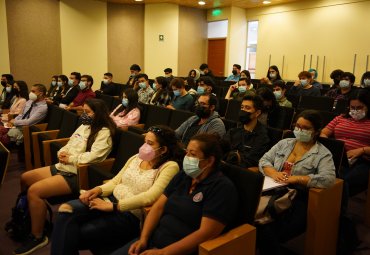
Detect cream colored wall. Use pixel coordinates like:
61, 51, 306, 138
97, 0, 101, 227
178, 6, 207, 77
60, 0, 107, 85
144, 4, 179, 78
247, 0, 370, 83
0, 0, 10, 73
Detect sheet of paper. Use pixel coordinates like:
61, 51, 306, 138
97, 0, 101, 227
263, 175, 287, 192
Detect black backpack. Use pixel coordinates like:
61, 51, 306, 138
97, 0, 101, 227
4, 192, 53, 241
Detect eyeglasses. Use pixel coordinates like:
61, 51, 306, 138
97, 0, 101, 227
148, 126, 164, 136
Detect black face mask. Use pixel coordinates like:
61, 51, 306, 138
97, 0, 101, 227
239, 111, 253, 124
1, 81, 6, 87
232, 70, 237, 76
195, 105, 211, 119
79, 112, 93, 125
13, 88, 19, 96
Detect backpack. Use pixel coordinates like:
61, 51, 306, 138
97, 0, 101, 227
4, 192, 53, 241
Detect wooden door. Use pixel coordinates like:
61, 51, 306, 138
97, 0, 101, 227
207, 38, 226, 77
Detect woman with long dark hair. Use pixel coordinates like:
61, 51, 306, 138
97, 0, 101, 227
51, 125, 183, 254
48, 75, 70, 105
260, 65, 283, 85
13, 99, 115, 255
1, 80, 29, 122
110, 88, 140, 128
149, 76, 172, 107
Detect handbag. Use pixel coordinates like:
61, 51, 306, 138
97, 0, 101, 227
255, 187, 297, 225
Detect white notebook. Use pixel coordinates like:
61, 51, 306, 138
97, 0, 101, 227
262, 175, 287, 192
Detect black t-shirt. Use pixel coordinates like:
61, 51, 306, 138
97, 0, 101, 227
150, 170, 238, 250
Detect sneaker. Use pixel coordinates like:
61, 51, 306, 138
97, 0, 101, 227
13, 235, 48, 255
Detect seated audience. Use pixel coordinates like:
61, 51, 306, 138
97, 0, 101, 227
50, 75, 70, 106
308, 68, 322, 89
111, 133, 238, 255
66, 75, 96, 111
321, 90, 370, 197
260, 65, 283, 86
126, 64, 141, 86
51, 125, 182, 254
288, 71, 321, 97
325, 72, 358, 110
225, 64, 241, 82
149, 76, 172, 107
6, 84, 48, 145
98, 72, 120, 97
257, 110, 336, 255
59, 72, 81, 109
225, 78, 255, 100
164, 67, 174, 84
46, 75, 59, 99
0, 73, 15, 109
1, 81, 29, 123
272, 80, 292, 108
110, 88, 140, 128
167, 78, 194, 111
136, 73, 154, 104
224, 95, 270, 168
13, 99, 115, 255
176, 94, 225, 146
360, 71, 370, 90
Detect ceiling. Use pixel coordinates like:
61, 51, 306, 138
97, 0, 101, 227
102, 0, 301, 9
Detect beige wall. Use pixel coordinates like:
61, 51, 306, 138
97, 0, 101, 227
6, 0, 61, 86
0, 0, 10, 74
60, 0, 107, 86
246, 0, 370, 83
144, 4, 179, 78
178, 6, 207, 77
107, 3, 144, 84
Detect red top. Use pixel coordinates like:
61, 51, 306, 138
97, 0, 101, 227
282, 161, 294, 176
72, 89, 96, 106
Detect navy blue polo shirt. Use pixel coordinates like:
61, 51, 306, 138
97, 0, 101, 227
150, 169, 239, 249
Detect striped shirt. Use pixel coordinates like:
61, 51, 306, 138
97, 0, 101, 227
325, 115, 370, 153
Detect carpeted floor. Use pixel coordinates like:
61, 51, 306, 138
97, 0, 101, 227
0, 151, 369, 255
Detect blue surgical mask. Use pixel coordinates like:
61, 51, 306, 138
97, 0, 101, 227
57, 81, 63, 87
79, 81, 86, 90
139, 82, 147, 89
197, 86, 205, 95
339, 80, 350, 89
300, 79, 308, 87
238, 86, 247, 93
51, 81, 57, 86
122, 98, 129, 107
68, 79, 74, 86
274, 91, 282, 100
173, 90, 181, 97
152, 84, 157, 91
293, 127, 313, 143
183, 156, 204, 179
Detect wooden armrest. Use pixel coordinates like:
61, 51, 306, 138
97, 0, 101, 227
304, 178, 343, 255
365, 173, 370, 227
77, 158, 116, 190
33, 123, 48, 131
199, 224, 256, 255
32, 130, 60, 168
247, 167, 259, 173
42, 138, 70, 166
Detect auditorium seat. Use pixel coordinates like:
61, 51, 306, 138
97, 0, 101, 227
298, 95, 334, 112
0, 141, 10, 186
168, 109, 195, 130
225, 99, 242, 122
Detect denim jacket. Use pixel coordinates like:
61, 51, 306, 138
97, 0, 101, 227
259, 138, 336, 188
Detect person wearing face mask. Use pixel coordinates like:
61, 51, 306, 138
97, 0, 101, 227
65, 74, 96, 112
1, 81, 29, 122
135, 73, 154, 104
163, 67, 174, 84
325, 72, 358, 112
223, 95, 270, 168
257, 110, 336, 255
59, 72, 81, 109
126, 64, 141, 86
225, 78, 255, 101
97, 72, 120, 97
12, 99, 116, 255
260, 65, 283, 86
49, 75, 70, 106
196, 76, 216, 97
167, 78, 194, 111
110, 88, 140, 128
329, 69, 344, 89
288, 71, 321, 97
307, 68, 322, 89
321, 90, 370, 198
224, 64, 241, 82
112, 133, 238, 255
272, 80, 292, 108
149, 76, 172, 107
50, 125, 182, 255
0, 73, 15, 109
360, 71, 370, 91
175, 94, 225, 147
5, 84, 48, 146
46, 75, 59, 99
199, 63, 216, 81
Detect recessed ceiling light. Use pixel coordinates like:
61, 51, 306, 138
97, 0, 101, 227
198, 1, 206, 5
263, 0, 271, 4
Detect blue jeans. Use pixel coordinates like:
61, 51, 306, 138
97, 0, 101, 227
342, 158, 370, 197
50, 199, 140, 255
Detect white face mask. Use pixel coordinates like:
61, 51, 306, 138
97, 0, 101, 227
339, 80, 350, 89
293, 127, 313, 143
300, 79, 308, 87
103, 79, 109, 85
29, 92, 38, 101
363, 79, 370, 88
183, 156, 205, 179
274, 91, 282, 100
349, 109, 366, 121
